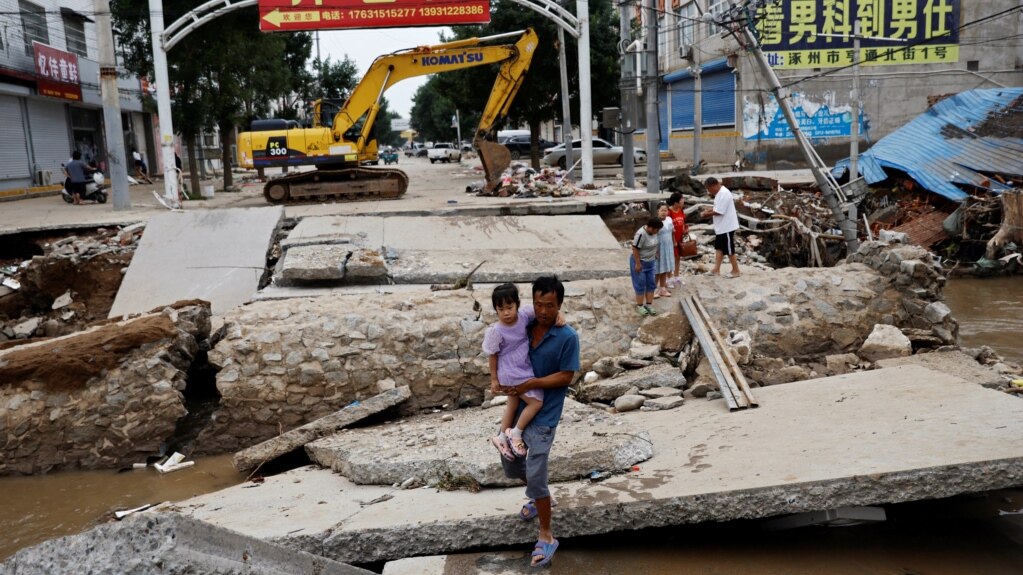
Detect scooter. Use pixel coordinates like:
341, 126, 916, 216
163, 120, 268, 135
61, 171, 108, 204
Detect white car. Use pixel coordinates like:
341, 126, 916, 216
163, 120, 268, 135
542, 138, 647, 169
427, 143, 462, 163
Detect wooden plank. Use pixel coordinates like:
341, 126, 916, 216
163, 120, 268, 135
680, 297, 746, 411
692, 296, 759, 408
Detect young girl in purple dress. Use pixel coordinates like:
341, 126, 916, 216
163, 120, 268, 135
483, 283, 563, 459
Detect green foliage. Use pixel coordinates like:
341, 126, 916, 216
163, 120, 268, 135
409, 0, 620, 158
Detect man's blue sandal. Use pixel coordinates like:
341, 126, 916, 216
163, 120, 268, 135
530, 538, 559, 568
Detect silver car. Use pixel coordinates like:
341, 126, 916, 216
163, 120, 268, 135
542, 137, 648, 169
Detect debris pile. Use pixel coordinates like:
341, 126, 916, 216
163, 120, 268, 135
0, 224, 144, 343
466, 162, 634, 198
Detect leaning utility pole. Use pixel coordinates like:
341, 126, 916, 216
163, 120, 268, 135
618, 0, 635, 187
731, 2, 859, 252
94, 0, 131, 210
558, 27, 574, 176
643, 0, 660, 194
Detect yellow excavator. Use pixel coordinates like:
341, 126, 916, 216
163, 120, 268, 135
237, 29, 538, 204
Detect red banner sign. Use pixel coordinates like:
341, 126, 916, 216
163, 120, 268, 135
258, 0, 490, 32
33, 42, 82, 102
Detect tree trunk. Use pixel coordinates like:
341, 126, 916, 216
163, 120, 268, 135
219, 120, 234, 189
529, 118, 541, 170
187, 135, 201, 200
986, 190, 1023, 259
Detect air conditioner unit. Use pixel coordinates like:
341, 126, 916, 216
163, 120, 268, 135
679, 45, 693, 60
36, 170, 52, 186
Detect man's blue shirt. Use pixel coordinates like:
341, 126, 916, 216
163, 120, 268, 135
524, 322, 580, 428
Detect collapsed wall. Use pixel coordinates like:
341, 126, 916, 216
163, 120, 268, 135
197, 240, 952, 454
0, 302, 211, 475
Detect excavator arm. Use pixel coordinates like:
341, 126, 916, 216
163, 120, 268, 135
332, 29, 538, 187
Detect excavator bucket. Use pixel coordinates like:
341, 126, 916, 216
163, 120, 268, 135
477, 140, 511, 193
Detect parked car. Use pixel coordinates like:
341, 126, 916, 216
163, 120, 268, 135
502, 135, 558, 160
428, 142, 462, 163
542, 138, 647, 169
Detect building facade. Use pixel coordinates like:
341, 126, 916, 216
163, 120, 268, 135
0, 0, 152, 192
634, 0, 1023, 169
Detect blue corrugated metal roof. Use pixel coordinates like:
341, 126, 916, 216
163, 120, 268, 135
832, 88, 1023, 201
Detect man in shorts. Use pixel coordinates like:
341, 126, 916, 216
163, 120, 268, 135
499, 275, 580, 568
701, 177, 741, 277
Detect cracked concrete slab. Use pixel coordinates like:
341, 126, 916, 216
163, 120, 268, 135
1, 512, 370, 575
165, 365, 1023, 565
305, 398, 653, 487
876, 350, 1006, 388
234, 386, 412, 472
277, 215, 627, 285
110, 207, 283, 317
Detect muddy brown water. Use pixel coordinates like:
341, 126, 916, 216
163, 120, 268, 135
944, 276, 1023, 364
1, 278, 1021, 569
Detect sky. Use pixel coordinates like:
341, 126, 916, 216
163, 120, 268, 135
316, 27, 452, 121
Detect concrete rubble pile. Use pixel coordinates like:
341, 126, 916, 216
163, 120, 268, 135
0, 301, 211, 475
0, 223, 144, 341
467, 162, 640, 198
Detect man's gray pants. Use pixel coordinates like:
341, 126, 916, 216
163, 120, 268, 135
501, 424, 556, 500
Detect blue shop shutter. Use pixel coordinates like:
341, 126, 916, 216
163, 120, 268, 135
701, 69, 735, 127
669, 78, 695, 130
658, 87, 670, 151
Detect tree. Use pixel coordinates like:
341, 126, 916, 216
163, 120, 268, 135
111, 1, 310, 191
410, 78, 457, 142
418, 0, 621, 167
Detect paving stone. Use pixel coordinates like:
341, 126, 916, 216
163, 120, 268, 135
643, 396, 686, 410
639, 387, 683, 399
281, 245, 349, 283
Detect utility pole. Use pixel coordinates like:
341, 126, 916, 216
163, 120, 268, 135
619, 0, 634, 187
731, 5, 859, 252
94, 0, 130, 210
644, 0, 660, 195
576, 0, 594, 185
558, 27, 573, 175
454, 108, 461, 148
148, 0, 179, 207
850, 20, 861, 179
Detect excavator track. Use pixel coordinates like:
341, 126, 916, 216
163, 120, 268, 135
263, 167, 408, 205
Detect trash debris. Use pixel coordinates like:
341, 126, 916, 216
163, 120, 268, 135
2, 278, 20, 291
589, 470, 610, 482
154, 452, 194, 474
114, 503, 155, 520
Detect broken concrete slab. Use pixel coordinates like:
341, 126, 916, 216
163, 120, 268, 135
0, 512, 370, 575
876, 350, 1006, 388
277, 215, 627, 285
639, 387, 684, 399
305, 399, 653, 487
287, 215, 622, 251
580, 364, 684, 402
109, 207, 283, 317
280, 245, 348, 283
643, 396, 686, 410
51, 290, 72, 310
384, 248, 627, 284
167, 365, 1023, 565
234, 386, 412, 472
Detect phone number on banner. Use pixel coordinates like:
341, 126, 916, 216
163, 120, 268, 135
312, 3, 488, 26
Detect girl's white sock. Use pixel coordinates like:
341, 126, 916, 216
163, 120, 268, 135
508, 427, 523, 439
